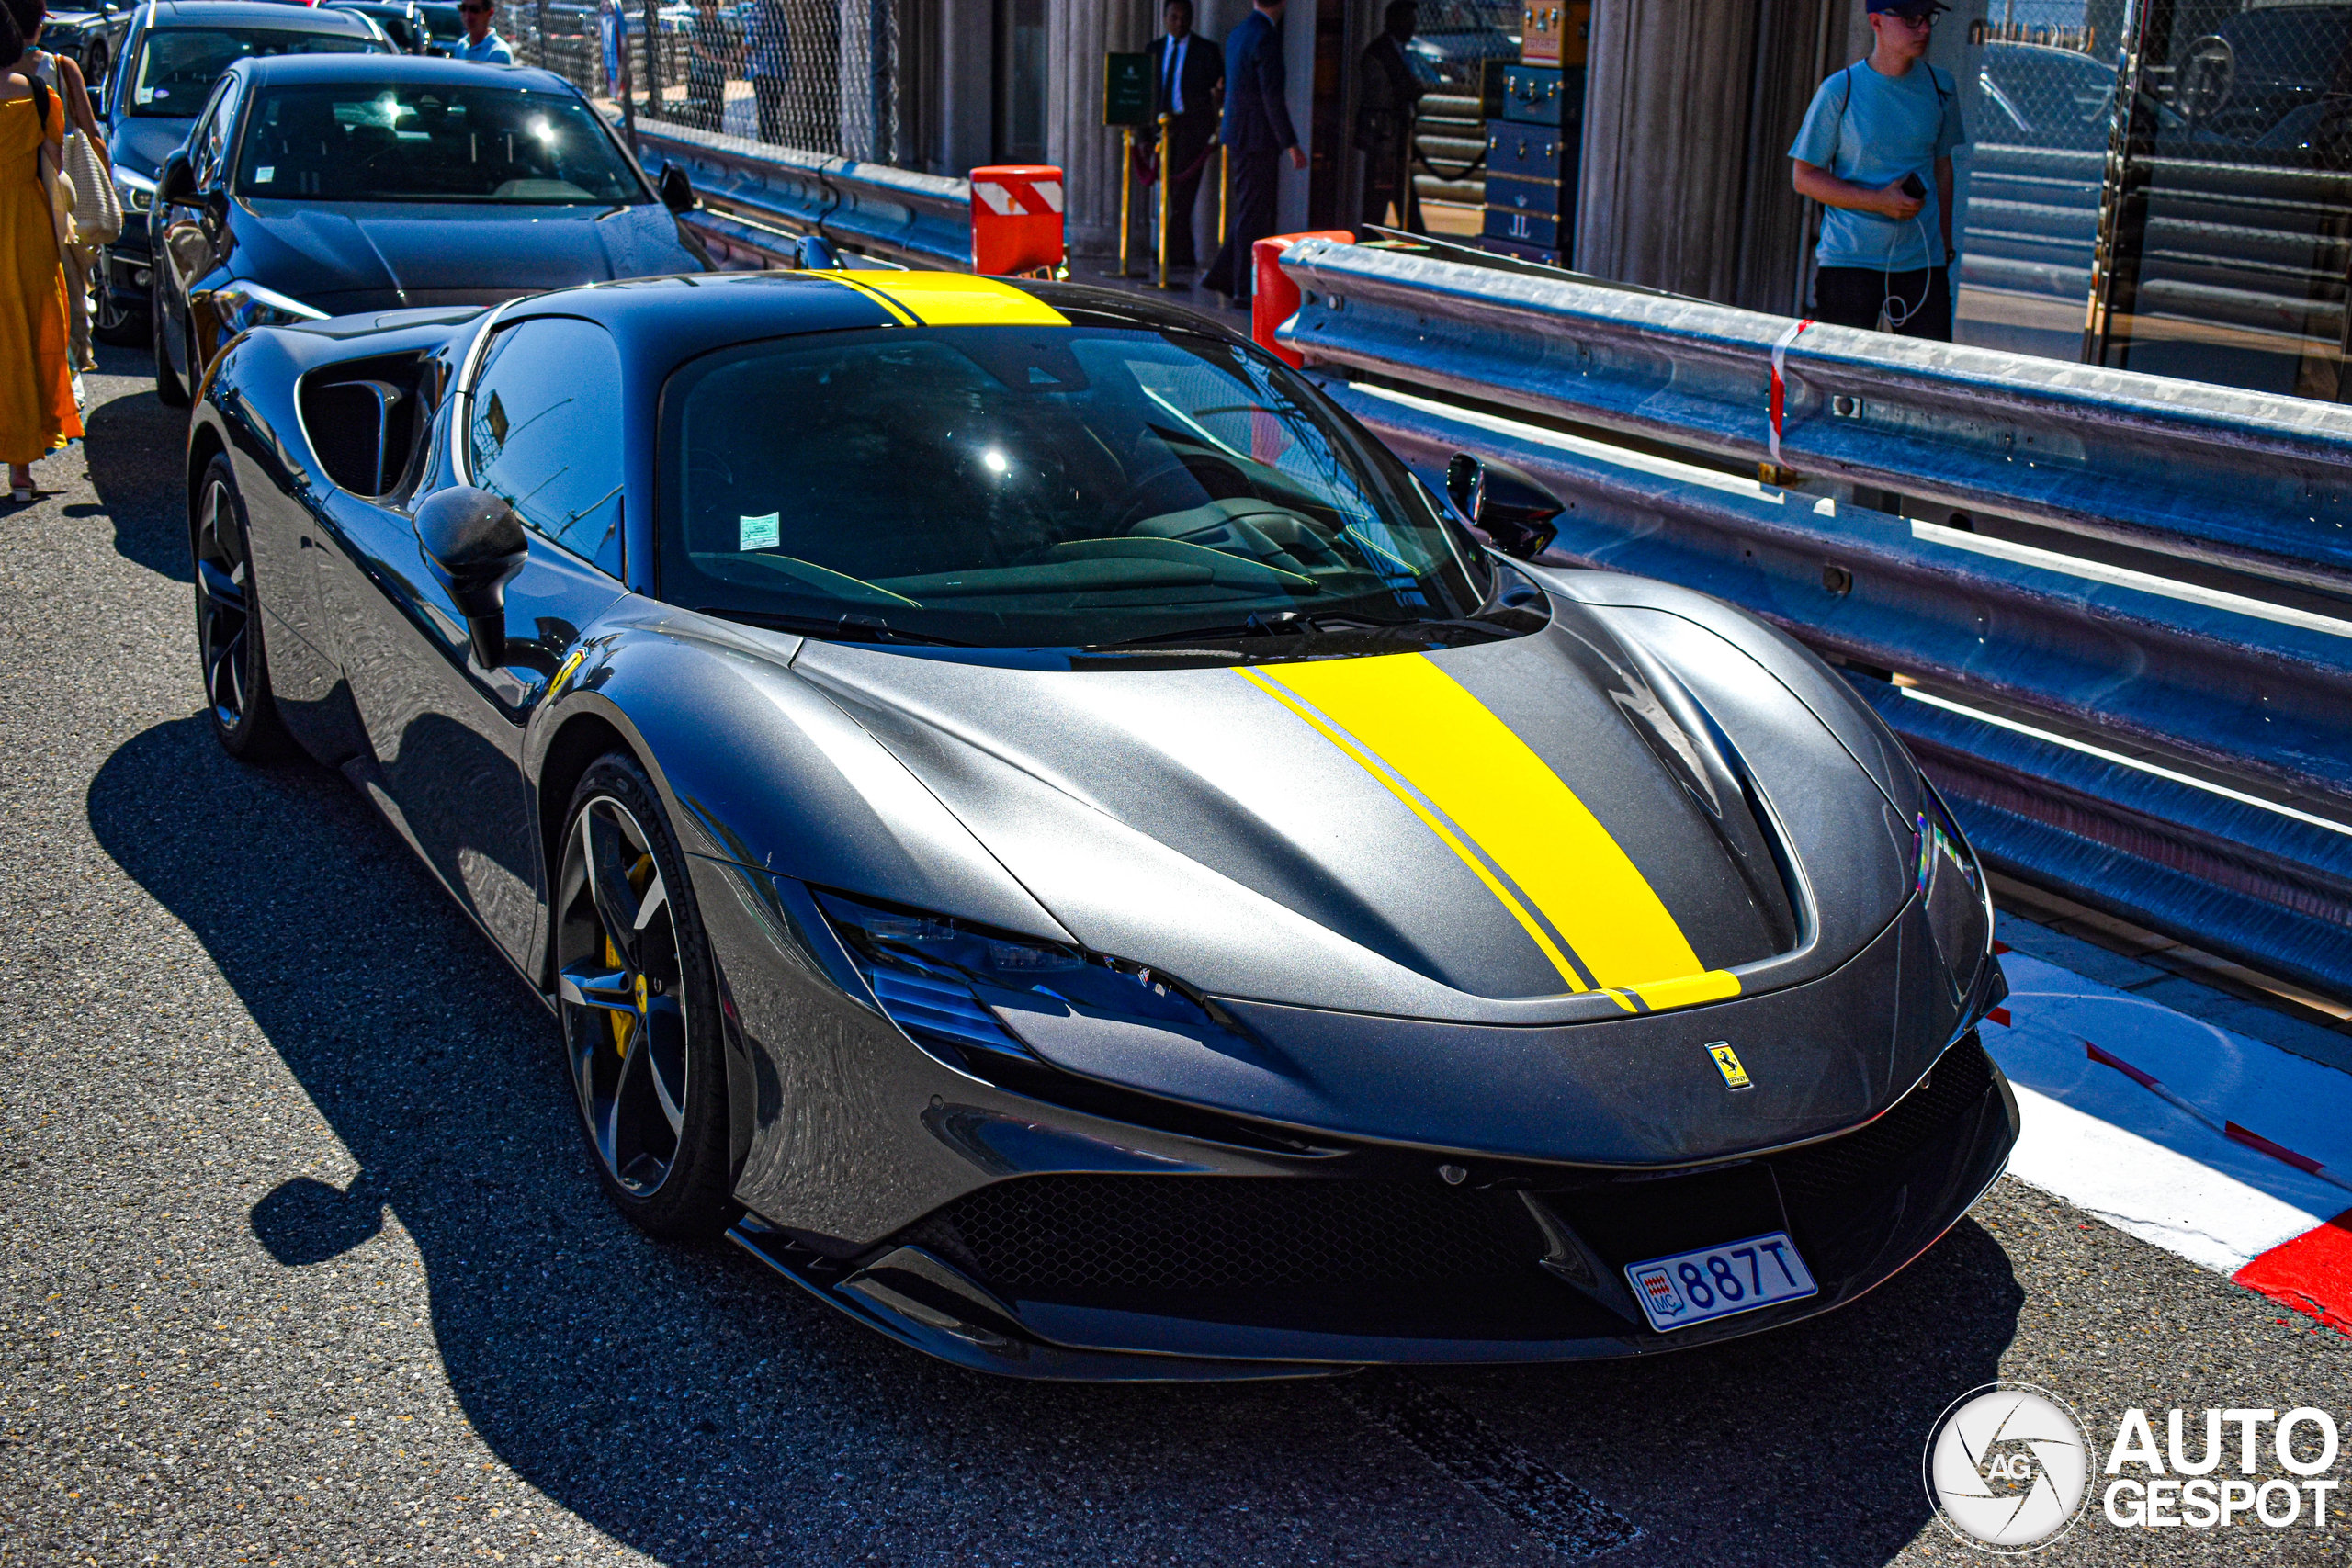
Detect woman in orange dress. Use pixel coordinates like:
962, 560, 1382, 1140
0, 0, 78, 502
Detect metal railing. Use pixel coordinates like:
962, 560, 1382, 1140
628, 113, 969, 269
1275, 239, 2352, 999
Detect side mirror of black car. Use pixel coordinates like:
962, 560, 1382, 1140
794, 233, 843, 271
658, 163, 695, 214
414, 486, 528, 670
1444, 452, 1565, 560
158, 151, 196, 205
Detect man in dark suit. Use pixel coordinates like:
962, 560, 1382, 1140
1201, 0, 1304, 308
1149, 0, 1224, 271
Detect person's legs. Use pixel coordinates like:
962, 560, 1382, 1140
1896, 265, 1954, 342
1165, 166, 1204, 267
1809, 265, 1884, 331
1224, 151, 1279, 304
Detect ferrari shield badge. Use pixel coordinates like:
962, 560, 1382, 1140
1707, 1043, 1752, 1091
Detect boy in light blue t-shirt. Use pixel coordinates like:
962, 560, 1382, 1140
1788, 0, 1965, 339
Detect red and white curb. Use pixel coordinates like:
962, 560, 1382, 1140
1984, 950, 2352, 1332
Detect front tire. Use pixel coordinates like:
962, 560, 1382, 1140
554, 753, 738, 1239
192, 454, 289, 759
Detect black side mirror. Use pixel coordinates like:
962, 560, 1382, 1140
157, 150, 196, 204
1444, 452, 1565, 560
414, 486, 528, 669
794, 232, 842, 271
658, 163, 695, 214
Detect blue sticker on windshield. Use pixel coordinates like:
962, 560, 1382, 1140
739, 513, 779, 551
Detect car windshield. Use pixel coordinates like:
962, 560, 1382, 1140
127, 28, 382, 117
233, 83, 644, 203
658, 324, 1501, 649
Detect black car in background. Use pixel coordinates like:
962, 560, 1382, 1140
40, 0, 131, 96
151, 52, 707, 402
415, 1, 463, 54
96, 1, 389, 345
325, 0, 431, 54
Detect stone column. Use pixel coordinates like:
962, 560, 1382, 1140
1575, 0, 1762, 301
1047, 1, 1153, 258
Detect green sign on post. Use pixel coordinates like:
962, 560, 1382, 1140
1103, 51, 1150, 127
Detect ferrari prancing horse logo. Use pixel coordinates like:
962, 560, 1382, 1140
1708, 1043, 1753, 1091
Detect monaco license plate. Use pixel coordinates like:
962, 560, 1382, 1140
1625, 1231, 1818, 1333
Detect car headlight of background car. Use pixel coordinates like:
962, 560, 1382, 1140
817, 890, 1251, 1070
112, 165, 153, 214
207, 280, 330, 336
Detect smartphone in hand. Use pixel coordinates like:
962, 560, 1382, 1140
1900, 172, 1927, 199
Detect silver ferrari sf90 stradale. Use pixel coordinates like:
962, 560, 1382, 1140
187, 270, 2014, 1378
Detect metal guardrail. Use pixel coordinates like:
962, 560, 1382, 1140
629, 117, 970, 270
1275, 241, 2352, 999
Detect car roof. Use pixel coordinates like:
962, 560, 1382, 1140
139, 0, 384, 31
229, 51, 575, 92
495, 271, 1242, 385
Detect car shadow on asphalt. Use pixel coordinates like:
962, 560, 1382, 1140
82, 349, 198, 582
88, 713, 2026, 1566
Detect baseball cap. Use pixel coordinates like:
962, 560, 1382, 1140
1867, 0, 1947, 16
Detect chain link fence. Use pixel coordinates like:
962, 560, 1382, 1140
509, 0, 899, 162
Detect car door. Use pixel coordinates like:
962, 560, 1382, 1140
320, 315, 630, 968
156, 71, 239, 384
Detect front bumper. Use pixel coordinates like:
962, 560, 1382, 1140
684, 855, 2012, 1380
728, 1032, 2018, 1379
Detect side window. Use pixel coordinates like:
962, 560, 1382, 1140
193, 78, 241, 184
465, 318, 626, 577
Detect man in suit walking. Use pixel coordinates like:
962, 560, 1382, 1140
1201, 0, 1304, 308
1149, 0, 1224, 272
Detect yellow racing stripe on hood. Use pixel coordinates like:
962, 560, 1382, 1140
833, 272, 1070, 327
1244, 653, 1741, 1010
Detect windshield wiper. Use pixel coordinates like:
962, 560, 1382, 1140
1091, 611, 1317, 649
697, 608, 972, 647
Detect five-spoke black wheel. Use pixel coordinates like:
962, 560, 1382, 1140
193, 455, 288, 759
555, 754, 735, 1237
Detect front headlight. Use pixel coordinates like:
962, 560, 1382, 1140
209, 279, 331, 335
816, 890, 1246, 1069
1917, 784, 1996, 1009
113, 165, 154, 213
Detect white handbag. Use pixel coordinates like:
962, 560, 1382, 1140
62, 127, 118, 244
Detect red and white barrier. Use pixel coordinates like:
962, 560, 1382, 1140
970, 164, 1065, 277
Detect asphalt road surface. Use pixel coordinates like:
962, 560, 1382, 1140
4, 350, 2348, 1568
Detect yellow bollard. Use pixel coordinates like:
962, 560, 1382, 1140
1217, 144, 1229, 246
1155, 114, 1173, 288
1114, 125, 1136, 277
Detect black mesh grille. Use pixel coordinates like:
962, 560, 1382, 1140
1770, 1036, 1997, 1201
903, 1176, 1544, 1299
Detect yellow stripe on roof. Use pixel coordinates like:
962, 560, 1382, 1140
838, 272, 1070, 327
1250, 653, 1739, 1010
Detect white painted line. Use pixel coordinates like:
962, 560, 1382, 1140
1909, 518, 2352, 641
1902, 687, 2352, 839
2003, 1083, 2325, 1275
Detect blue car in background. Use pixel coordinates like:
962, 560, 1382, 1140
96, 0, 389, 346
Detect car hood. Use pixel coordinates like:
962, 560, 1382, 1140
108, 117, 195, 181
231, 199, 700, 310
791, 592, 1919, 1031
